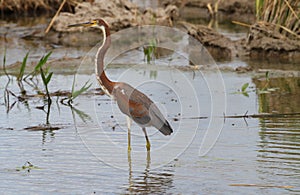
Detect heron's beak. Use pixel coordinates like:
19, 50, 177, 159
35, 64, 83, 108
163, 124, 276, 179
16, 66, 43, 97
68, 21, 96, 28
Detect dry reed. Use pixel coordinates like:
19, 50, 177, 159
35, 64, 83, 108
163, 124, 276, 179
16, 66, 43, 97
0, 0, 80, 15
256, 0, 299, 39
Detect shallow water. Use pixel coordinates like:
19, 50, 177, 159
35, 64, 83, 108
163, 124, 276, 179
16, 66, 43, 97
1, 63, 300, 194
1, 16, 300, 194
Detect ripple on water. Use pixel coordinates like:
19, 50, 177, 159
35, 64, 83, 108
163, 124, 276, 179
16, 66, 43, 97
257, 117, 300, 192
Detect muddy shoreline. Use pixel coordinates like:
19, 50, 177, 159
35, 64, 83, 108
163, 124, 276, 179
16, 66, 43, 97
49, 0, 300, 63
1, 0, 300, 63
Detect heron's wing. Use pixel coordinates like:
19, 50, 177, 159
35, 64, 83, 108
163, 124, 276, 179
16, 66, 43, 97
127, 90, 152, 125
148, 101, 173, 135
129, 89, 173, 135
114, 83, 173, 135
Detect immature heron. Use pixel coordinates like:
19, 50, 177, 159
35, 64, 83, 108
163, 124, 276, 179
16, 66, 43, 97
69, 19, 173, 151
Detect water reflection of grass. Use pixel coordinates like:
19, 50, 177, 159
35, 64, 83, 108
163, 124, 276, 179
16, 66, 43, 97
233, 72, 279, 97
254, 76, 300, 113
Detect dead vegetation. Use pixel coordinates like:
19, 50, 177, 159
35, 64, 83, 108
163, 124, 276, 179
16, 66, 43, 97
256, 0, 299, 39
244, 0, 300, 60
0, 0, 82, 15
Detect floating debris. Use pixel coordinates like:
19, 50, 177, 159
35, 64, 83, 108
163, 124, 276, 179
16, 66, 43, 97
24, 125, 61, 131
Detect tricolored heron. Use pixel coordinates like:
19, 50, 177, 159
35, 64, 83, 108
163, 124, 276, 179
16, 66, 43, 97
68, 19, 173, 151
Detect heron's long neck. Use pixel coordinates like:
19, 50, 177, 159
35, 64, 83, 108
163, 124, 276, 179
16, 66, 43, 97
95, 26, 114, 95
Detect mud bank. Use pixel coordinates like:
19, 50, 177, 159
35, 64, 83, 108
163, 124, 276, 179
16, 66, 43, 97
1, 0, 299, 62
161, 0, 255, 23
45, 0, 299, 62
182, 22, 300, 62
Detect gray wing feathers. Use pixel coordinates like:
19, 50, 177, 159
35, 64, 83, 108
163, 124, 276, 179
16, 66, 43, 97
149, 103, 173, 135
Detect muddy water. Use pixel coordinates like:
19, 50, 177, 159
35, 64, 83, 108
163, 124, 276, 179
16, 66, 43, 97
1, 18, 300, 194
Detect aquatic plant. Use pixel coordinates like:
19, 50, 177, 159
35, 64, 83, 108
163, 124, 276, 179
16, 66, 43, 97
2, 51, 93, 127
40, 65, 53, 101
2, 48, 10, 80
17, 52, 28, 82
16, 52, 29, 95
27, 51, 52, 79
143, 39, 157, 64
70, 78, 92, 101
59, 75, 92, 106
241, 82, 250, 97
15, 161, 40, 172
37, 52, 53, 124
234, 71, 278, 97
2, 48, 11, 112
256, 71, 279, 94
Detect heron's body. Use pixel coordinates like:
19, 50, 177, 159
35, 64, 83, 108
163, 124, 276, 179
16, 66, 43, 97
112, 82, 172, 135
69, 19, 173, 151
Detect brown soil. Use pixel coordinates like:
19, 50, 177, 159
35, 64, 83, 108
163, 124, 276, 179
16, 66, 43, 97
184, 21, 300, 62
52, 0, 178, 33
161, 0, 255, 23
244, 22, 300, 61
178, 21, 235, 60
1, 0, 299, 62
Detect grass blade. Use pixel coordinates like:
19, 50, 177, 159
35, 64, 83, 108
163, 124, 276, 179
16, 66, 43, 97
2, 47, 10, 80
18, 52, 29, 81
241, 83, 249, 92
45, 72, 53, 85
71, 80, 92, 100
40, 67, 46, 84
34, 51, 52, 72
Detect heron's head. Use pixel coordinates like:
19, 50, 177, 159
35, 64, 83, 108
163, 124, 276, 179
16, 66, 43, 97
68, 19, 109, 31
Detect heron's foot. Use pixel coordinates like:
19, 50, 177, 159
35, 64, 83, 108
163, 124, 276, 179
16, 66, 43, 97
146, 140, 151, 151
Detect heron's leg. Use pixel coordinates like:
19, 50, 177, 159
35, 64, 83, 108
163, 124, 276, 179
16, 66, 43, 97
142, 127, 151, 151
126, 116, 132, 151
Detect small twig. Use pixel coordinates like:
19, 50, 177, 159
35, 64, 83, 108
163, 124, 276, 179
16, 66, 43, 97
243, 110, 249, 117
183, 112, 300, 120
45, 0, 67, 34
243, 116, 248, 126
181, 116, 209, 120
230, 183, 293, 189
225, 112, 300, 119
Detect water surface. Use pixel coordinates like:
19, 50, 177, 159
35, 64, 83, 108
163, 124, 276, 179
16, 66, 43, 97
0, 15, 300, 195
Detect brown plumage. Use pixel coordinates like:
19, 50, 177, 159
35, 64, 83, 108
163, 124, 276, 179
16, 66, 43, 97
113, 82, 173, 136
